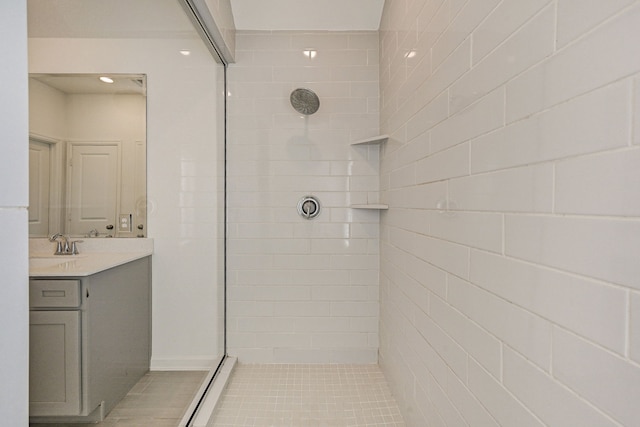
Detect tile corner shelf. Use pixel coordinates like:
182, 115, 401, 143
350, 204, 389, 210
350, 134, 389, 146
349, 134, 389, 211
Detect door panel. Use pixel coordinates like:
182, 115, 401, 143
29, 139, 51, 236
68, 143, 119, 236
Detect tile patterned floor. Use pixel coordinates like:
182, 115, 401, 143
30, 370, 207, 427
210, 364, 406, 427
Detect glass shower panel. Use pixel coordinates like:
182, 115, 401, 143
27, 0, 227, 424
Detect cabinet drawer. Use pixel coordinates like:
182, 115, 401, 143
30, 280, 81, 308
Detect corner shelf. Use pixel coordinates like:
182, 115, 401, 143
350, 134, 389, 146
349, 134, 389, 210
350, 204, 389, 210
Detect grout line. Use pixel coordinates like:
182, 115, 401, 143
552, 0, 558, 52
625, 290, 631, 359
629, 77, 636, 147
550, 325, 555, 376
551, 162, 556, 214
501, 213, 506, 256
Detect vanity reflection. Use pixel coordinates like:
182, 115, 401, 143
29, 74, 147, 238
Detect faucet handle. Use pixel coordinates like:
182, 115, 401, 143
49, 233, 71, 255
69, 240, 84, 255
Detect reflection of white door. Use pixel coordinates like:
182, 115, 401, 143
134, 140, 147, 237
68, 143, 119, 236
29, 139, 51, 237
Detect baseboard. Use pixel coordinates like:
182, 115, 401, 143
29, 400, 104, 424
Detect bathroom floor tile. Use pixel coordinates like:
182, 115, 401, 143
30, 370, 207, 427
210, 364, 406, 426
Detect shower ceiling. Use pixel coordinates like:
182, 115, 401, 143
28, 0, 386, 36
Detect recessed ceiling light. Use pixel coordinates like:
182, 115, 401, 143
404, 50, 417, 59
303, 49, 317, 59
99, 76, 114, 83
180, 50, 191, 56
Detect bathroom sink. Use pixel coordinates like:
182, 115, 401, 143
29, 257, 67, 268
29, 255, 86, 269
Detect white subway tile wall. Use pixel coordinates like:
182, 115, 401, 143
380, 1, 640, 426
227, 31, 380, 363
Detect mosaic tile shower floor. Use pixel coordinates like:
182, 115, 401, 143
210, 364, 406, 427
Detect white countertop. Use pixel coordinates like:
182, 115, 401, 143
29, 252, 152, 277
29, 238, 153, 277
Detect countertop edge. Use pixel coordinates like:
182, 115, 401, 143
29, 251, 153, 277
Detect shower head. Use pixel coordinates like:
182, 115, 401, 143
290, 88, 320, 115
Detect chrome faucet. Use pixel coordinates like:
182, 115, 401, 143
49, 233, 68, 254
49, 233, 82, 255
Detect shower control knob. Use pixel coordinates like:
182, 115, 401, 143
302, 201, 314, 216
297, 196, 320, 220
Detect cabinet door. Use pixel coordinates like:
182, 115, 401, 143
29, 311, 81, 416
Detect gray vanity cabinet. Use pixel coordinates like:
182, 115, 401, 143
29, 256, 151, 422
29, 309, 82, 415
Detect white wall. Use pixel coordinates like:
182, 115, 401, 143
379, 1, 640, 426
29, 36, 225, 369
0, 0, 29, 424
29, 79, 67, 140
227, 31, 381, 363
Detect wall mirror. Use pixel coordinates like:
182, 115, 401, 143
29, 73, 147, 238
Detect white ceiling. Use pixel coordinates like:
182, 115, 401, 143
27, 0, 196, 38
27, 0, 386, 38
229, 0, 386, 30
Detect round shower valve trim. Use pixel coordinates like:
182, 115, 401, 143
297, 196, 321, 219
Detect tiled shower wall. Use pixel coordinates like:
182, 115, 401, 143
227, 31, 381, 363
379, 1, 640, 426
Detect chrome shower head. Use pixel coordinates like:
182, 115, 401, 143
290, 88, 320, 115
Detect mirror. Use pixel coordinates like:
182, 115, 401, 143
29, 73, 147, 238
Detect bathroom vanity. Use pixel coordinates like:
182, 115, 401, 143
28, 241, 152, 423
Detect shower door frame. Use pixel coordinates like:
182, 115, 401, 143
177, 1, 230, 425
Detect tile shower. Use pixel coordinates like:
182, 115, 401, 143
224, 1, 640, 426
8, 0, 640, 425
377, 0, 640, 426
227, 30, 382, 364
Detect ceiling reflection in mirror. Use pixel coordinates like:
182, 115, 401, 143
29, 74, 147, 238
